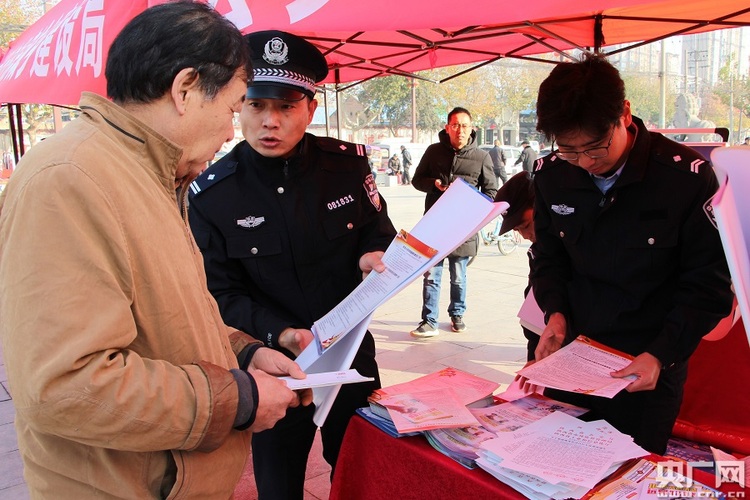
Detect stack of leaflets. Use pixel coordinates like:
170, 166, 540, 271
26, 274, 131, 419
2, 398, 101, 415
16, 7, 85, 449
377, 387, 481, 434
354, 407, 421, 439
664, 437, 716, 474
361, 367, 500, 435
424, 393, 586, 469
476, 411, 649, 499
368, 367, 498, 413
369, 367, 499, 413
583, 455, 725, 499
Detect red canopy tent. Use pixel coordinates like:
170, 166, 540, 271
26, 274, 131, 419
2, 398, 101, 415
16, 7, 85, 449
1, 0, 749, 106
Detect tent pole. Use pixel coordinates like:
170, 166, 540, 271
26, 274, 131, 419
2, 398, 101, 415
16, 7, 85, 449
323, 85, 331, 137
15, 104, 25, 158
659, 40, 667, 128
7, 104, 21, 165
594, 14, 604, 53
335, 68, 342, 140
411, 78, 417, 142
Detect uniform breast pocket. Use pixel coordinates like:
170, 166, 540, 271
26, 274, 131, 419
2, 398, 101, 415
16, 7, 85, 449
550, 217, 586, 267
625, 224, 678, 272
551, 217, 583, 246
226, 231, 287, 285
321, 205, 364, 242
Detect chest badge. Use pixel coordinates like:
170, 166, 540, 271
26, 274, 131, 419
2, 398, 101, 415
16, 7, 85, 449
551, 204, 575, 215
237, 215, 266, 229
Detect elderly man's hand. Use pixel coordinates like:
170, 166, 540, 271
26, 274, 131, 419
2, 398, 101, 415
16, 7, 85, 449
247, 369, 305, 432
249, 370, 312, 432
247, 347, 313, 419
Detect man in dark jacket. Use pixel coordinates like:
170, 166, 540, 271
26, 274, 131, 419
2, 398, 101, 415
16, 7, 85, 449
530, 55, 732, 454
489, 139, 508, 184
514, 140, 538, 173
410, 107, 497, 337
188, 31, 396, 499
401, 145, 413, 185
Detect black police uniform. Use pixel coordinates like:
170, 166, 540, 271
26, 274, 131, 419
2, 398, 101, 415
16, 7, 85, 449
188, 133, 396, 498
530, 116, 733, 454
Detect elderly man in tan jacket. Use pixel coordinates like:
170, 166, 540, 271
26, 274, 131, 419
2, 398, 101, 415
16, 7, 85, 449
0, 3, 310, 498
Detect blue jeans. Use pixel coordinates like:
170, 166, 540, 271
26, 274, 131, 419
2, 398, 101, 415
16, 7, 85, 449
421, 256, 469, 326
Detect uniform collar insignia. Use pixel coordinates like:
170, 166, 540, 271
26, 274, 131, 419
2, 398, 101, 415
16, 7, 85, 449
237, 216, 266, 228
551, 204, 575, 215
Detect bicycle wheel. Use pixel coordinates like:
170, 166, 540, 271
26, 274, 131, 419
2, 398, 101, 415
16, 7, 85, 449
497, 231, 519, 255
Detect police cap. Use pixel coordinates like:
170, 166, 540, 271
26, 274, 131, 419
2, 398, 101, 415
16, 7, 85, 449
244, 30, 328, 101
495, 171, 535, 235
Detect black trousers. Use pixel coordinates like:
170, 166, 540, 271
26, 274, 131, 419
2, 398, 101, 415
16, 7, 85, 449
545, 360, 688, 455
252, 332, 381, 500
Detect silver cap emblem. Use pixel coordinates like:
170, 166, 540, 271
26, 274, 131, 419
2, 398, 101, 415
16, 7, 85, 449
263, 37, 289, 65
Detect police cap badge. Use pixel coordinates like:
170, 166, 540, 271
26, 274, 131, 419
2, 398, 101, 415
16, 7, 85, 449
244, 30, 328, 101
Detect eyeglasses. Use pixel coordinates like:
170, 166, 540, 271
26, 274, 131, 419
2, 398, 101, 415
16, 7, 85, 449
555, 128, 615, 161
448, 123, 472, 131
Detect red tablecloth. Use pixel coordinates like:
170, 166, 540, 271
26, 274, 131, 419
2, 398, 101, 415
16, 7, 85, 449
673, 316, 750, 455
331, 415, 747, 499
330, 415, 526, 500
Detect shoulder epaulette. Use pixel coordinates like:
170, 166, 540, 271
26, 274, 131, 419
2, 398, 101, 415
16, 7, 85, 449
651, 134, 709, 175
315, 136, 367, 157
189, 158, 237, 198
533, 152, 563, 173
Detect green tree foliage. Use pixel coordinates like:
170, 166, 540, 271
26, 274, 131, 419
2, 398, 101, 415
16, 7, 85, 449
1, 0, 57, 148
354, 76, 411, 136
482, 59, 553, 131
716, 54, 750, 122
701, 93, 730, 129
351, 59, 552, 140
0, 0, 45, 47
622, 73, 677, 127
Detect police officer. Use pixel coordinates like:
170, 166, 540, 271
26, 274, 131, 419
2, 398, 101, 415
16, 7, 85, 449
530, 55, 732, 454
188, 31, 397, 499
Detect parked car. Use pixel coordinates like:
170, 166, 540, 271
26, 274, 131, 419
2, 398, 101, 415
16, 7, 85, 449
479, 145, 523, 176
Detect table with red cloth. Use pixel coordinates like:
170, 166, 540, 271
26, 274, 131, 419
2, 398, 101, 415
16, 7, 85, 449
330, 415, 746, 499
330, 414, 527, 500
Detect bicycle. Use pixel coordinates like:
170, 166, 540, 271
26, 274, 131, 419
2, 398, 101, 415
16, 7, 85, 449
478, 217, 521, 255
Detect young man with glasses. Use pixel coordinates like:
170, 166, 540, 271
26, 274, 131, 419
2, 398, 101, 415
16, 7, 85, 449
529, 55, 732, 454
410, 107, 497, 337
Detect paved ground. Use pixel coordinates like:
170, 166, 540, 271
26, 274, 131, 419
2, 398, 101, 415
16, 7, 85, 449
0, 182, 531, 499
